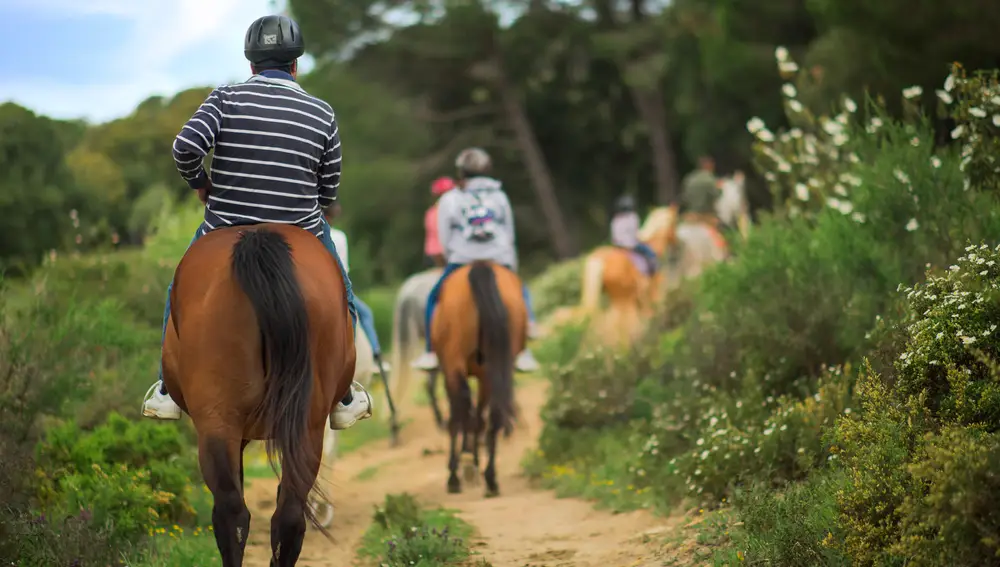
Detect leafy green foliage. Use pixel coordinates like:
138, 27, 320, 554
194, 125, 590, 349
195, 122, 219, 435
359, 493, 481, 567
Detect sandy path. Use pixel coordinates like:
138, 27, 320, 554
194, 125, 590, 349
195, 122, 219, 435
241, 380, 672, 566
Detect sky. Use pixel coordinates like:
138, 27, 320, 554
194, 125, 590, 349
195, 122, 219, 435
0, 0, 316, 123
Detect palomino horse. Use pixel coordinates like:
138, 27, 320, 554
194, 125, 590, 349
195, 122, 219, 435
308, 326, 377, 529
389, 267, 444, 427
162, 225, 354, 567
431, 261, 524, 496
578, 205, 678, 345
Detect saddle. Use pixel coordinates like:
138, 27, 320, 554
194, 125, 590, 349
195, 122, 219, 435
614, 247, 656, 277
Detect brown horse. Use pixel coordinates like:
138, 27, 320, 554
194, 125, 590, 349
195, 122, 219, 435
430, 261, 524, 496
161, 224, 355, 567
578, 205, 678, 345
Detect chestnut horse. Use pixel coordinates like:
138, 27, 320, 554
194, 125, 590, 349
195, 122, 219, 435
161, 224, 355, 567
430, 261, 524, 496
578, 205, 678, 345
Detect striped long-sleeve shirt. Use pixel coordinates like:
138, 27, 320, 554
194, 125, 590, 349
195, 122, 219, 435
172, 70, 341, 236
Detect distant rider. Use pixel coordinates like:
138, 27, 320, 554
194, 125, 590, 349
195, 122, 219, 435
410, 147, 540, 373
141, 14, 373, 430
424, 176, 456, 268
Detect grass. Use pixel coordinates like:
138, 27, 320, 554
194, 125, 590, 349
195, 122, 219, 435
127, 525, 219, 567
359, 493, 489, 567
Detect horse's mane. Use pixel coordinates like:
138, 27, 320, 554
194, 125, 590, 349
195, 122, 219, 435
638, 206, 676, 241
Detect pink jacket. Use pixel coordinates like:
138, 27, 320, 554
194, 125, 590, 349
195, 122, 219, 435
424, 204, 442, 256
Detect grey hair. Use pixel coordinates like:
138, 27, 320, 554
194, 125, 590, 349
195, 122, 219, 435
455, 147, 492, 175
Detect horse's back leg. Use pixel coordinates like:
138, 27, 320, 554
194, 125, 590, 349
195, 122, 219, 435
427, 370, 446, 430
445, 372, 469, 494
199, 435, 251, 567
270, 425, 324, 567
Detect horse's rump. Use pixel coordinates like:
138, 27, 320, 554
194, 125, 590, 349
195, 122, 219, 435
163, 223, 355, 529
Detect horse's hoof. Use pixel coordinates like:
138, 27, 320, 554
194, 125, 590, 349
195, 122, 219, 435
447, 482, 462, 494
462, 461, 479, 484
484, 487, 500, 498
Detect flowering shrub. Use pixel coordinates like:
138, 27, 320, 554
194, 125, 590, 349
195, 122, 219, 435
896, 242, 1000, 425
671, 366, 851, 501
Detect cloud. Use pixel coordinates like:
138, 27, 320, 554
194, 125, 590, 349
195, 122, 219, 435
1, 0, 282, 121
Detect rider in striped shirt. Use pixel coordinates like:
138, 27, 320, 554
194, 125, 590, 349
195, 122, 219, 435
141, 14, 373, 431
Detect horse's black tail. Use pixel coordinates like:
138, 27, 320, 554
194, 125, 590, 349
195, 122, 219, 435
230, 228, 322, 527
467, 261, 516, 436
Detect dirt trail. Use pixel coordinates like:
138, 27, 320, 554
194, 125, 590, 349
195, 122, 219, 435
241, 380, 673, 566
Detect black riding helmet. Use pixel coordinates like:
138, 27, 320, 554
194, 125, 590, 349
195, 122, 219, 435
615, 195, 636, 213
244, 15, 305, 69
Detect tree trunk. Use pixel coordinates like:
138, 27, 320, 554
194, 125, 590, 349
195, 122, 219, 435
490, 56, 579, 258
630, 84, 680, 204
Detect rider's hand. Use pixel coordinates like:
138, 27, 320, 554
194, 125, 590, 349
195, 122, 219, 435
196, 180, 212, 205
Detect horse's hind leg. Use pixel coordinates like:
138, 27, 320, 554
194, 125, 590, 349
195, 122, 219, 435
199, 436, 251, 567
483, 410, 502, 498
427, 370, 446, 430
446, 373, 469, 494
270, 428, 323, 567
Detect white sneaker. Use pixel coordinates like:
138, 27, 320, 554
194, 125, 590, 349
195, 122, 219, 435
515, 350, 541, 373
142, 381, 182, 420
411, 351, 440, 371
330, 382, 373, 430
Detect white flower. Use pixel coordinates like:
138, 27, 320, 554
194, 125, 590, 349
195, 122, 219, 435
823, 120, 843, 136
951, 125, 966, 139
778, 160, 792, 173
789, 128, 803, 139
851, 212, 866, 223
906, 218, 919, 232
788, 100, 804, 113
937, 89, 953, 105
775, 46, 789, 62
779, 61, 799, 74
794, 183, 809, 201
993, 115, 1000, 127
930, 156, 942, 168
944, 74, 955, 92
970, 107, 987, 118
893, 169, 911, 184
696, 438, 705, 446
757, 128, 775, 142
782, 83, 797, 98
992, 96, 1000, 106
866, 117, 883, 133
834, 184, 848, 196
746, 117, 765, 134
902, 86, 923, 99
910, 137, 920, 147
844, 98, 858, 113
961, 335, 977, 345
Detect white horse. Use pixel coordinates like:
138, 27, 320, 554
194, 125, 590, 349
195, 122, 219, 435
388, 267, 443, 426
308, 325, 377, 529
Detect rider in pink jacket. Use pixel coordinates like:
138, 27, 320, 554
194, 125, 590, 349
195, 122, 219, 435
424, 176, 455, 267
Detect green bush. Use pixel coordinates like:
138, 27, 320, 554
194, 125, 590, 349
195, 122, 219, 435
724, 470, 852, 567
359, 493, 477, 567
893, 426, 1000, 566
529, 257, 582, 319
35, 412, 202, 526
896, 243, 1000, 426
674, 365, 852, 502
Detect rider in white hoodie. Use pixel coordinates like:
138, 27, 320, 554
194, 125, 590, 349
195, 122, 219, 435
411, 147, 540, 373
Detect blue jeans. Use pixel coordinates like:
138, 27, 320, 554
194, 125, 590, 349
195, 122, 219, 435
423, 262, 536, 351
158, 219, 357, 384
633, 242, 658, 274
355, 297, 382, 355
